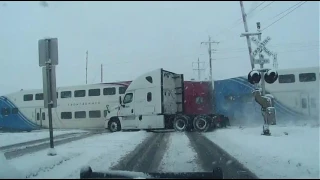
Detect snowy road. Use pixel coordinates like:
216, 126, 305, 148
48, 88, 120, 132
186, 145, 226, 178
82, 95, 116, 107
3, 125, 318, 179
4, 130, 108, 160
110, 131, 257, 179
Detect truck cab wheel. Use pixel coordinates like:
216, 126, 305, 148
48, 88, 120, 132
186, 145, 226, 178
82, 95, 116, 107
193, 115, 211, 132
108, 119, 121, 132
173, 115, 189, 132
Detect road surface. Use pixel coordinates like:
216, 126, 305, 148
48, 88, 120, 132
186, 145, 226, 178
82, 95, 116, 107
110, 131, 259, 179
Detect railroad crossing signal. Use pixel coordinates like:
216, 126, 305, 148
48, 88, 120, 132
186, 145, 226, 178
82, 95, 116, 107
251, 36, 276, 59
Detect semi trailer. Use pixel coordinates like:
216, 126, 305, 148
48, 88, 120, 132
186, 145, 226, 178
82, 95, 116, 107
105, 68, 228, 132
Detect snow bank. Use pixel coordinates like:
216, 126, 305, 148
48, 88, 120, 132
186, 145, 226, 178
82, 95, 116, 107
8, 131, 150, 179
158, 132, 203, 172
0, 152, 24, 179
0, 129, 88, 147
205, 126, 320, 179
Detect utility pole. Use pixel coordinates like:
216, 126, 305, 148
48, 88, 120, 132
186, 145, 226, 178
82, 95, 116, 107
201, 36, 219, 83
101, 64, 103, 83
239, 1, 255, 70
192, 58, 205, 81
86, 50, 88, 84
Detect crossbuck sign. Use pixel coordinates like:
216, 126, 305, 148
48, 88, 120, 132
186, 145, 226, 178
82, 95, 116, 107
251, 36, 276, 58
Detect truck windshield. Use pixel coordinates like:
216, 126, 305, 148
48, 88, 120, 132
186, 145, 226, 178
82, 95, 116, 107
123, 93, 133, 104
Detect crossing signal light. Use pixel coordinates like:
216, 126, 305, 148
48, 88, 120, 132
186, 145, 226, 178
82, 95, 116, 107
248, 70, 261, 84
264, 69, 278, 84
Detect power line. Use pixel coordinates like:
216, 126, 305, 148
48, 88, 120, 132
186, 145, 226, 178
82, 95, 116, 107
214, 47, 319, 60
247, 1, 266, 16
262, 1, 307, 31
216, 44, 319, 53
217, 2, 268, 44
268, 1, 304, 21
259, 1, 275, 11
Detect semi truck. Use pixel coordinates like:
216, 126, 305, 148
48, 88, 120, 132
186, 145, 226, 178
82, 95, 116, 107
105, 68, 228, 132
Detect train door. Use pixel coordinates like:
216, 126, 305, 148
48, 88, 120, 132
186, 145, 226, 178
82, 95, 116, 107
34, 108, 43, 127
309, 97, 318, 118
300, 93, 310, 116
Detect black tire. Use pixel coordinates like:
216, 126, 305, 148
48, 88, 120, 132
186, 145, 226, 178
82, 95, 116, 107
108, 119, 121, 132
173, 115, 189, 132
193, 115, 211, 132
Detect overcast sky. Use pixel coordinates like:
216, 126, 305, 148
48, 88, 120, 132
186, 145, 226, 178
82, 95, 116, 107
0, 1, 318, 94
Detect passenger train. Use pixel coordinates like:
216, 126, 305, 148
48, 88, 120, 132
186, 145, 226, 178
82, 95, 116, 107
1, 66, 318, 131
214, 66, 319, 125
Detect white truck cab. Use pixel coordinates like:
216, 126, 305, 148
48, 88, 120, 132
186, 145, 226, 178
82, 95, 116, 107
105, 68, 184, 132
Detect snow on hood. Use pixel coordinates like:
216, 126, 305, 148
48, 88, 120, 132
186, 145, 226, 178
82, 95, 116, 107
0, 152, 24, 179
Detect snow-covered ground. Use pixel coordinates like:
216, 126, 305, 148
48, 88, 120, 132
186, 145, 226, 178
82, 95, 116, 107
5, 131, 150, 179
205, 125, 320, 179
158, 132, 202, 172
0, 129, 89, 147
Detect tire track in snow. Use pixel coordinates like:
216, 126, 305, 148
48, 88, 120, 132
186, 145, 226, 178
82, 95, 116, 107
187, 132, 259, 179
111, 132, 170, 172
158, 132, 203, 172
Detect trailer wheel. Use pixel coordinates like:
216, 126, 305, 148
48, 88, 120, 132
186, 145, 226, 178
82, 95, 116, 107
108, 118, 121, 132
193, 115, 211, 132
173, 115, 189, 132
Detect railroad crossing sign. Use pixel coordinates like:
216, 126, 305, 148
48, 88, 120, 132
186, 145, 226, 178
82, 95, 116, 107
254, 58, 270, 64
251, 36, 276, 58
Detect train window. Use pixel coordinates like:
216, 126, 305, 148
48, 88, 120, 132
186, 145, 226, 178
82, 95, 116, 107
36, 113, 40, 120
74, 90, 86, 97
278, 74, 295, 83
119, 87, 127, 94
147, 92, 152, 102
23, 94, 33, 101
1, 108, 10, 116
57, 92, 59, 98
145, 76, 153, 83
12, 108, 18, 114
89, 89, 100, 96
103, 87, 116, 95
61, 112, 72, 119
299, 73, 316, 82
301, 98, 307, 109
195, 96, 204, 104
89, 110, 101, 118
75, 111, 86, 119
42, 112, 45, 120
123, 93, 133, 104
35, 93, 44, 100
61, 91, 72, 98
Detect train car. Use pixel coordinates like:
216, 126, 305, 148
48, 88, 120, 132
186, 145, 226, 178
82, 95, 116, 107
0, 81, 131, 131
214, 66, 319, 125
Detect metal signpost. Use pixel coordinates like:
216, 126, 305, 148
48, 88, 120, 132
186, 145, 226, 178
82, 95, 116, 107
38, 38, 59, 156
241, 22, 278, 136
